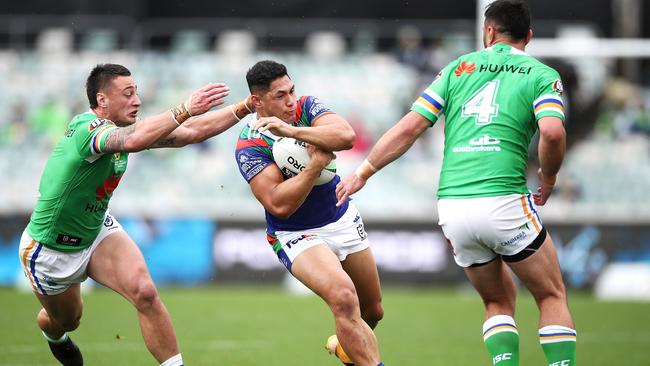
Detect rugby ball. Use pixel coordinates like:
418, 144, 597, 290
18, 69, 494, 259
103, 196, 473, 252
272, 137, 336, 186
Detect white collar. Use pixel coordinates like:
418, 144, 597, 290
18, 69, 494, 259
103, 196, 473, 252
484, 44, 530, 56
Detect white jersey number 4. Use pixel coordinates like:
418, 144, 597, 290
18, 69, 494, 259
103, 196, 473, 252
462, 80, 500, 125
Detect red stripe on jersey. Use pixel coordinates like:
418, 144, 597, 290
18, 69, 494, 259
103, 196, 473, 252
295, 96, 308, 121
236, 138, 270, 149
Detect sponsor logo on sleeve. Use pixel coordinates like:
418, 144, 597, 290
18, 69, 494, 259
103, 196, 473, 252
246, 165, 265, 180
238, 152, 265, 181
89, 118, 110, 131
309, 98, 327, 117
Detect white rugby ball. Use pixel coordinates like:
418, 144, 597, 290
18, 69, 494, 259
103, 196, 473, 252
272, 137, 336, 186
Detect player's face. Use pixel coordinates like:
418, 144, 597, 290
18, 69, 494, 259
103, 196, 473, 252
257, 76, 296, 123
102, 76, 141, 126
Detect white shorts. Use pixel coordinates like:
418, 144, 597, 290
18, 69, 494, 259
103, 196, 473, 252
18, 212, 124, 295
270, 203, 370, 272
437, 193, 545, 268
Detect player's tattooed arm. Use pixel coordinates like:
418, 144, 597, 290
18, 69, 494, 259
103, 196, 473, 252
148, 126, 193, 149
102, 125, 137, 153
152, 136, 179, 147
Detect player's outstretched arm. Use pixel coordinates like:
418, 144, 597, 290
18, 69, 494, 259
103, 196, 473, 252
251, 146, 334, 219
151, 96, 254, 148
102, 83, 229, 153
254, 113, 355, 152
335, 111, 430, 206
534, 116, 566, 205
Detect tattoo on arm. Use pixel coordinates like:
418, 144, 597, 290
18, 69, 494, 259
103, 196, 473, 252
103, 125, 136, 153
154, 137, 178, 147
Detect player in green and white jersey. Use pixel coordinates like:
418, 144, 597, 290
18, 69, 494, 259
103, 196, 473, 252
337, 1, 576, 365
18, 64, 253, 366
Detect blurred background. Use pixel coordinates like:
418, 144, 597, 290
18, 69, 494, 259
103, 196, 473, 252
1, 0, 650, 309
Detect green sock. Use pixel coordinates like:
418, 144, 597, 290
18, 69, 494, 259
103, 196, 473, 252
539, 325, 576, 366
483, 315, 519, 365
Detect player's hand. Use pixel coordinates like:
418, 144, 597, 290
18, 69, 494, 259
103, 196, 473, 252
187, 83, 230, 116
306, 144, 334, 168
335, 174, 367, 207
533, 168, 556, 206
254, 117, 295, 137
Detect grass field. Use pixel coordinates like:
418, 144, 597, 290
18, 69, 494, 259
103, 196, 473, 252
1, 285, 648, 365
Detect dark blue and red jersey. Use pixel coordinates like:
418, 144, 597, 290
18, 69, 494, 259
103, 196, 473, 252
234, 96, 349, 234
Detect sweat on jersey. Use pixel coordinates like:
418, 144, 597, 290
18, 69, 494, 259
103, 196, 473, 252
27, 112, 128, 252
234, 96, 349, 234
411, 42, 565, 199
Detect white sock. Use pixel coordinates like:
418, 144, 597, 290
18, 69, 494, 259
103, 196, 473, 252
482, 314, 518, 341
160, 354, 183, 366
42, 331, 68, 344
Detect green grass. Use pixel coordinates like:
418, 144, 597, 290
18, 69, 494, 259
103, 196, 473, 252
1, 286, 649, 365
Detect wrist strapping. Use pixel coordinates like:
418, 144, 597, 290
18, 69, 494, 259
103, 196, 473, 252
355, 159, 378, 180
170, 101, 192, 125
231, 101, 252, 120
243, 100, 253, 113
230, 105, 241, 121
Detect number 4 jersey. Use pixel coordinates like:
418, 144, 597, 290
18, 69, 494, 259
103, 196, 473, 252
411, 43, 565, 198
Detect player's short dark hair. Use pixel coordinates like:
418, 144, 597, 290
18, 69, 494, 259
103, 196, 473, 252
484, 0, 531, 41
246, 60, 289, 94
86, 64, 131, 108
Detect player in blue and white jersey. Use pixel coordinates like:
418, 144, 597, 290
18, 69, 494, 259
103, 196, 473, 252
234, 60, 384, 366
